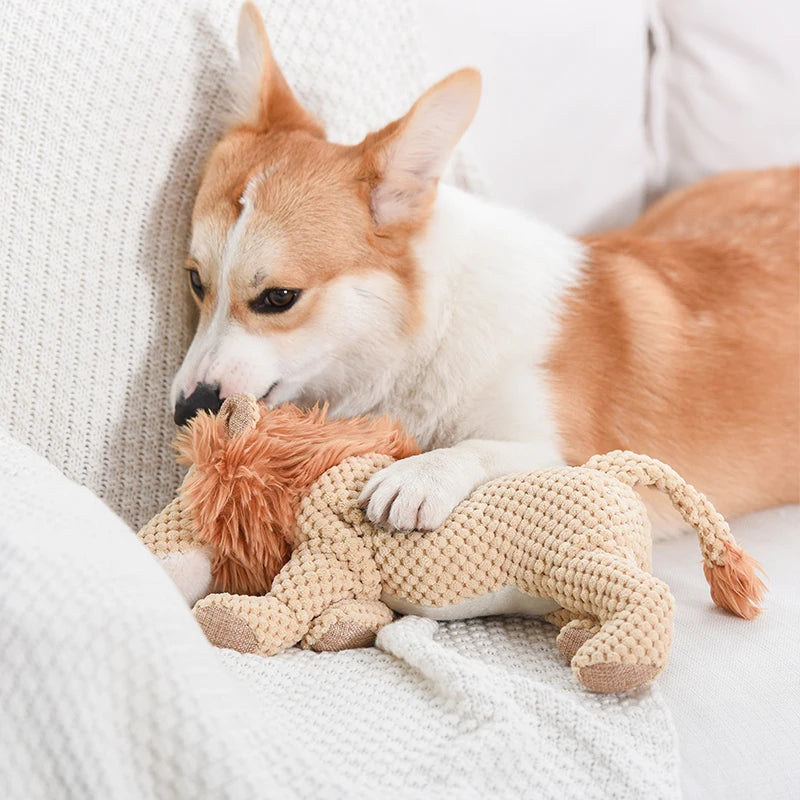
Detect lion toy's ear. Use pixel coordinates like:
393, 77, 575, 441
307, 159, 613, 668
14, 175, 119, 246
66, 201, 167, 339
218, 393, 261, 438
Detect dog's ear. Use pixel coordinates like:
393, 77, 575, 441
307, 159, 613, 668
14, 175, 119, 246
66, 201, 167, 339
229, 2, 323, 135
360, 69, 481, 230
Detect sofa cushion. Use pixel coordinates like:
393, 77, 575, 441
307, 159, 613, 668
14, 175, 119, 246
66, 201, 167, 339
653, 0, 800, 191
418, 0, 652, 233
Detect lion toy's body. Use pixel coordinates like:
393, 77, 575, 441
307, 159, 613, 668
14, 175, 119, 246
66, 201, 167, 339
140, 394, 764, 693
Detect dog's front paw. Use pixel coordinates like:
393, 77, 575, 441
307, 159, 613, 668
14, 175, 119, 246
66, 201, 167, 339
358, 449, 483, 531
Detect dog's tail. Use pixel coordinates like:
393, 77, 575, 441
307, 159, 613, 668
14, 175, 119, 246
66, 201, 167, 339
583, 450, 765, 619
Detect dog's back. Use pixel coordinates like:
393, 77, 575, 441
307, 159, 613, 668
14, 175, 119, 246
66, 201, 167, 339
546, 167, 800, 517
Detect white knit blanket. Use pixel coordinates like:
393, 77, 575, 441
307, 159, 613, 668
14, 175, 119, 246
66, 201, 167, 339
0, 431, 680, 799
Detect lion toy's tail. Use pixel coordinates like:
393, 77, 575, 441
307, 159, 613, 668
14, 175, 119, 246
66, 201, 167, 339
584, 450, 766, 620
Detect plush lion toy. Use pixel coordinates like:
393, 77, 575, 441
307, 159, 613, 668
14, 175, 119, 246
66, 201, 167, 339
140, 394, 764, 693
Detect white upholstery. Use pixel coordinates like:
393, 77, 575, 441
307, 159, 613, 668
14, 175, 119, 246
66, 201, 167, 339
655, 506, 800, 800
419, 0, 800, 226
418, 0, 652, 234
655, 0, 800, 190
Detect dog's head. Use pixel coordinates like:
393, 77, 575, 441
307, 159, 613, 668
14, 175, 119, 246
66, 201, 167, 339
171, 2, 480, 425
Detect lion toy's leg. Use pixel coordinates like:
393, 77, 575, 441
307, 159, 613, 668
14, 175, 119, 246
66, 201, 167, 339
194, 592, 304, 656
545, 610, 602, 662
193, 538, 388, 656
301, 599, 394, 652
194, 594, 394, 655
137, 485, 213, 606
558, 550, 674, 693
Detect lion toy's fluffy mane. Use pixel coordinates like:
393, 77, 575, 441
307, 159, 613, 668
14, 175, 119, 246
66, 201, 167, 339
174, 402, 418, 595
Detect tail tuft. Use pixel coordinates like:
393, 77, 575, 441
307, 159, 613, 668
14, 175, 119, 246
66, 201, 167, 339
703, 540, 766, 620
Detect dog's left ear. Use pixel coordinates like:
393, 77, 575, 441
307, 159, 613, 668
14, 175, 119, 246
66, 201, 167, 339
229, 2, 323, 136
360, 69, 481, 230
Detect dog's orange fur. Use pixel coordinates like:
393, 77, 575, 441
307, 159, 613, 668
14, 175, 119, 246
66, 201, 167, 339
547, 167, 800, 516
191, 5, 798, 523
190, 127, 432, 336
175, 405, 418, 595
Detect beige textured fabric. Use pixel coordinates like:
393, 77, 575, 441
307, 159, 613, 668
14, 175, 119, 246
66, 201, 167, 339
556, 618, 602, 661
584, 452, 731, 567
137, 478, 201, 557
218, 395, 260, 439
194, 604, 259, 654
301, 599, 394, 652
309, 623, 377, 652
190, 450, 745, 693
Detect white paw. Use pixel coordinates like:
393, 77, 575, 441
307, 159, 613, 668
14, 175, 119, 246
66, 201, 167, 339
160, 548, 214, 606
358, 449, 483, 532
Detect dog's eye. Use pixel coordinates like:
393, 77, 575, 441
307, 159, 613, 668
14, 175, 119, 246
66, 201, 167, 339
188, 268, 204, 301
250, 288, 300, 314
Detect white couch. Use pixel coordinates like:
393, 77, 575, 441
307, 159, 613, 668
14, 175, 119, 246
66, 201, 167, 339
1, 1, 798, 798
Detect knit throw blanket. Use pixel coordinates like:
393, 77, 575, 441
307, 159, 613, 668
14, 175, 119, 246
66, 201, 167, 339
0, 430, 680, 799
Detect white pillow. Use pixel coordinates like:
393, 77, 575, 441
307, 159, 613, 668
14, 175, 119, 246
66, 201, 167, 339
418, 0, 652, 234
0, 0, 471, 530
653, 0, 800, 191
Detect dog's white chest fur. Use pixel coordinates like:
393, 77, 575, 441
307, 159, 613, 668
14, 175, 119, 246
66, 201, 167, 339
381, 586, 561, 621
333, 185, 586, 451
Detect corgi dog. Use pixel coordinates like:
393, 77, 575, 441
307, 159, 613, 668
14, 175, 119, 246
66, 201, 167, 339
172, 2, 799, 539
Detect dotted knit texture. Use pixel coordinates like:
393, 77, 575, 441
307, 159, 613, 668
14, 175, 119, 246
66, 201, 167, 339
138, 488, 199, 556
0, 0, 478, 531
194, 450, 741, 693
301, 455, 667, 684
584, 451, 732, 566
0, 431, 680, 800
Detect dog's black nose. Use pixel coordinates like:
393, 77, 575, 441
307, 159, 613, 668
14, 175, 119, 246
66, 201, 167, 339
173, 383, 223, 427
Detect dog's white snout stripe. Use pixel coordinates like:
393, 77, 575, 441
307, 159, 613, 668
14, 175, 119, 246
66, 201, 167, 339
173, 187, 260, 403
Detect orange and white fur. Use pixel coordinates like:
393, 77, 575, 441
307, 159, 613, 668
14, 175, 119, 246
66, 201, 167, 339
171, 2, 799, 581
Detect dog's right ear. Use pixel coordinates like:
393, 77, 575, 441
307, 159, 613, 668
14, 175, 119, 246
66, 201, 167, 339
359, 68, 481, 231
229, 2, 323, 136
